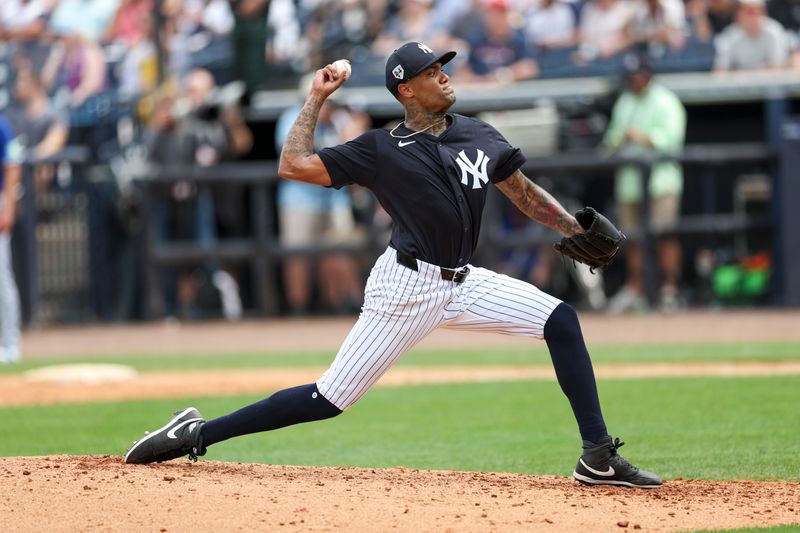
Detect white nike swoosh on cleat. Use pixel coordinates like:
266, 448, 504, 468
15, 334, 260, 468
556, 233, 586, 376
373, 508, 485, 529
166, 418, 204, 439
123, 407, 199, 463
579, 458, 615, 477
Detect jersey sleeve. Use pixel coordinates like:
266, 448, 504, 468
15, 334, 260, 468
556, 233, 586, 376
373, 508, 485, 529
317, 130, 378, 189
486, 123, 527, 184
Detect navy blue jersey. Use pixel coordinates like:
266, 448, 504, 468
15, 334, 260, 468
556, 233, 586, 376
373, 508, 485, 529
318, 113, 525, 268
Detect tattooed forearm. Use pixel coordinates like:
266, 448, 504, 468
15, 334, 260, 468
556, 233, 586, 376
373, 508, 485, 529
496, 170, 582, 236
281, 94, 324, 160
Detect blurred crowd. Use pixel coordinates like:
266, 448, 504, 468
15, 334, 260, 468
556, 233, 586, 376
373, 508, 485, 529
0, 0, 787, 324
0, 0, 798, 106
0, 0, 798, 159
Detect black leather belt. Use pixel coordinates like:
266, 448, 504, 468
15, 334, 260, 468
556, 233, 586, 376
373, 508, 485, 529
396, 251, 470, 284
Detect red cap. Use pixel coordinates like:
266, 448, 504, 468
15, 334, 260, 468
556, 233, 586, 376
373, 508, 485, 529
484, 0, 510, 9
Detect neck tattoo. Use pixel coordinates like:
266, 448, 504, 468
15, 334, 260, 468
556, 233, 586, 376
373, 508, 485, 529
389, 117, 447, 139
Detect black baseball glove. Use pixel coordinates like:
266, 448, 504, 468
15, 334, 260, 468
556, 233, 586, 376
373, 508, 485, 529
553, 207, 625, 272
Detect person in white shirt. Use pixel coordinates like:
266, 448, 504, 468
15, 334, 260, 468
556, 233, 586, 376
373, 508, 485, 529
714, 0, 791, 70
526, 0, 577, 50
577, 0, 634, 61
626, 0, 687, 53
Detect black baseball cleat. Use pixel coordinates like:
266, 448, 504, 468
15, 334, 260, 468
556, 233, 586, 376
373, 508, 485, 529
573, 436, 662, 488
124, 407, 206, 464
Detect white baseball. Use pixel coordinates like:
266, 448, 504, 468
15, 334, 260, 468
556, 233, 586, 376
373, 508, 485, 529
332, 59, 351, 80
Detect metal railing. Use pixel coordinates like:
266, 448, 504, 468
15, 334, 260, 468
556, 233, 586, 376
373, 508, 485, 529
12, 142, 780, 324
134, 143, 777, 318
133, 162, 385, 319
485, 143, 777, 306
14, 147, 92, 325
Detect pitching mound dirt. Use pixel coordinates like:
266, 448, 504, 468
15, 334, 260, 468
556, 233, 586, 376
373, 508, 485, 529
1, 456, 797, 532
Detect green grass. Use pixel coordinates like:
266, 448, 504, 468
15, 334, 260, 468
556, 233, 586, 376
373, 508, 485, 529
689, 527, 800, 533
1, 341, 798, 374
2, 376, 798, 481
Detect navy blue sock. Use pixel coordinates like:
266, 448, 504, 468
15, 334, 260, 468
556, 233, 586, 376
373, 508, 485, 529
544, 303, 608, 444
200, 383, 342, 448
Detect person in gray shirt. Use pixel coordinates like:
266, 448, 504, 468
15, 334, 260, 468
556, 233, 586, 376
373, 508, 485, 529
8, 67, 69, 193
713, 0, 791, 70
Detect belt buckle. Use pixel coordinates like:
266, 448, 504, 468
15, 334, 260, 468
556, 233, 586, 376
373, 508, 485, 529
451, 266, 469, 284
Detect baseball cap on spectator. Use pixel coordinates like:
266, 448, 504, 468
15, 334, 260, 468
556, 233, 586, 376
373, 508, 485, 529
385, 42, 457, 96
622, 52, 654, 77
483, 0, 510, 9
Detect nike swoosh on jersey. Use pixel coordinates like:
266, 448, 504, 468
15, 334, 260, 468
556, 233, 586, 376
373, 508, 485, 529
398, 140, 416, 147
166, 418, 203, 439
579, 458, 616, 477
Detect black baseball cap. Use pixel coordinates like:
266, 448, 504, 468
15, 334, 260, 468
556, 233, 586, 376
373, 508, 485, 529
622, 52, 654, 77
385, 42, 457, 95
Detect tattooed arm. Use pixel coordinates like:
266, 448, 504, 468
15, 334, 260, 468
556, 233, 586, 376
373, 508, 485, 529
278, 63, 348, 186
495, 170, 582, 236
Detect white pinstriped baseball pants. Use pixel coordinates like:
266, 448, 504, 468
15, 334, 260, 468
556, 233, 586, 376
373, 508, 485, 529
317, 247, 562, 410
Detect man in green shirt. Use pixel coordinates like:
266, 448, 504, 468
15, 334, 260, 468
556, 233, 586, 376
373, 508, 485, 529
602, 54, 687, 312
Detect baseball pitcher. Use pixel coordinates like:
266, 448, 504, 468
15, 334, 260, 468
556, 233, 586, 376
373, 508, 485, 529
125, 42, 660, 489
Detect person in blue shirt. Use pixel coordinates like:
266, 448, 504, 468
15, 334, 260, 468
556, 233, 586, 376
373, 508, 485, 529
0, 114, 21, 363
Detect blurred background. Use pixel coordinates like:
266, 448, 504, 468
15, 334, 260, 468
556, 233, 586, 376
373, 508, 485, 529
0, 0, 799, 333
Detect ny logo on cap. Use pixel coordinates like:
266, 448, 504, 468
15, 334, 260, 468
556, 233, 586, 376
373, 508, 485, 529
418, 43, 433, 54
392, 64, 404, 79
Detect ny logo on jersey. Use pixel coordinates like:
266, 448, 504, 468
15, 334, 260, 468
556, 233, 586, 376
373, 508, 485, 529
456, 149, 490, 189
417, 43, 433, 55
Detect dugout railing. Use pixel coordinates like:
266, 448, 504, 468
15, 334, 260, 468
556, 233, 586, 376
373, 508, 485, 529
10, 143, 782, 325
484, 143, 778, 308
133, 162, 386, 320
131, 142, 779, 319
13, 147, 93, 326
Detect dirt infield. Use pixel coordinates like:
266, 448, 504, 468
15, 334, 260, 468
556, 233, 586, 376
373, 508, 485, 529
2, 456, 798, 532
20, 310, 800, 360
3, 311, 800, 532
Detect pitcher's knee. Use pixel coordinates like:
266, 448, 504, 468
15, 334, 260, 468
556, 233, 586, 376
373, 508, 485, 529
315, 379, 355, 412
543, 302, 582, 343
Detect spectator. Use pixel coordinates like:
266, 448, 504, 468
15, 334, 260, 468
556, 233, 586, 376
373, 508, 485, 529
304, 0, 387, 72
146, 69, 252, 320
428, 0, 477, 39
767, 0, 800, 65
8, 67, 68, 192
713, 0, 791, 70
274, 76, 365, 315
0, 112, 20, 363
687, 0, 737, 42
114, 10, 158, 96
162, 0, 234, 80
49, 0, 121, 41
625, 0, 687, 55
372, 0, 438, 55
525, 0, 578, 52
602, 54, 686, 313
767, 0, 800, 34
41, 35, 107, 107
103, 0, 153, 45
0, 0, 50, 38
456, 0, 539, 83
576, 0, 634, 62
0, 0, 54, 70
230, 0, 270, 96
266, 0, 301, 69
